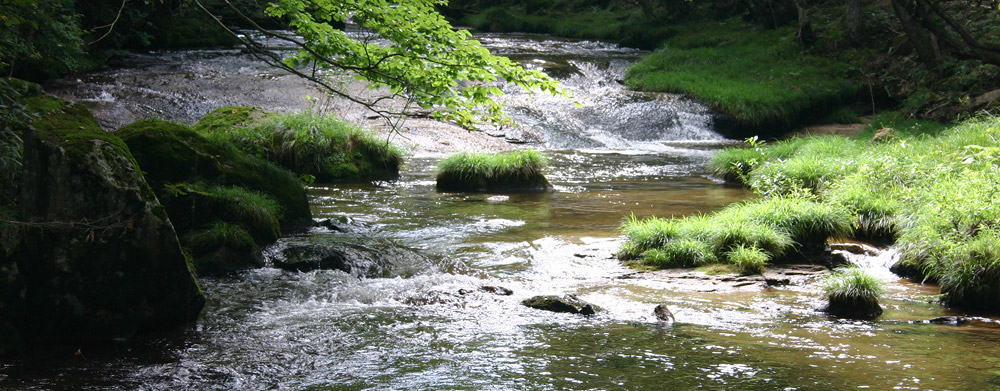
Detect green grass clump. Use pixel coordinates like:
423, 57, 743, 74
620, 196, 848, 272
717, 197, 851, 250
436, 149, 551, 192
641, 239, 717, 268
625, 18, 856, 135
198, 110, 404, 182
822, 267, 884, 319
725, 245, 769, 275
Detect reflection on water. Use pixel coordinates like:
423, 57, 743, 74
7, 34, 1000, 391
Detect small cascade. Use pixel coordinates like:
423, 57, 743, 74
830, 242, 901, 281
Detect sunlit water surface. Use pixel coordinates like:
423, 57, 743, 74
4, 34, 1000, 391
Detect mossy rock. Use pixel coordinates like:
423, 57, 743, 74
193, 106, 268, 134
118, 119, 311, 227
15, 97, 205, 344
182, 222, 261, 276
164, 183, 282, 244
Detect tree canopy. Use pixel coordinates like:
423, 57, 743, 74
195, 0, 568, 128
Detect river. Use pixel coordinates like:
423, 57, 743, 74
4, 33, 1000, 390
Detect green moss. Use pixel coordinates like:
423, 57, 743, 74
181, 222, 261, 276
199, 111, 404, 182
192, 106, 265, 134
696, 264, 739, 276
436, 149, 550, 192
165, 183, 282, 244
23, 96, 132, 161
625, 18, 857, 135
118, 119, 311, 225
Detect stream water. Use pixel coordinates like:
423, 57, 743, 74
4, 34, 1000, 390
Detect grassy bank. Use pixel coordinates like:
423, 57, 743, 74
623, 115, 1000, 309
625, 18, 856, 135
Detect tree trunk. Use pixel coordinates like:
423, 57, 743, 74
890, 0, 940, 64
845, 0, 862, 44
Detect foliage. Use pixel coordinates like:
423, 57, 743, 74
450, 1, 677, 50
703, 116, 1000, 309
200, 110, 404, 182
207, 0, 570, 128
625, 18, 856, 134
435, 149, 550, 192
0, 0, 89, 79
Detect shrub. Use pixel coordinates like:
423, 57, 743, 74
436, 149, 550, 192
822, 267, 884, 319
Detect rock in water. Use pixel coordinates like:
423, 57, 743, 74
653, 304, 674, 323
15, 96, 204, 344
522, 294, 598, 315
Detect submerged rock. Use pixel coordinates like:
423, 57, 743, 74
264, 232, 431, 277
14, 96, 204, 345
522, 294, 598, 315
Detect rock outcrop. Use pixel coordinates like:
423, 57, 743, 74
13, 95, 205, 345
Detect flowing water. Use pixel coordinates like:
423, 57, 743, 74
5, 34, 1000, 391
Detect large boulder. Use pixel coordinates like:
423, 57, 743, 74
14, 96, 205, 344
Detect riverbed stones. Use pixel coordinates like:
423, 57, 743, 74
15, 96, 205, 344
522, 294, 598, 315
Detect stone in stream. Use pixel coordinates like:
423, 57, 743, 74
264, 232, 432, 278
11, 93, 205, 347
480, 286, 514, 296
522, 294, 599, 315
653, 304, 674, 323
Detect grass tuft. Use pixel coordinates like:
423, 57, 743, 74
436, 149, 550, 192
725, 244, 769, 275
822, 267, 884, 319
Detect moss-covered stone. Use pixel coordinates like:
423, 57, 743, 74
118, 119, 311, 226
15, 97, 205, 345
182, 222, 261, 276
521, 294, 599, 315
165, 183, 282, 244
193, 106, 268, 134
